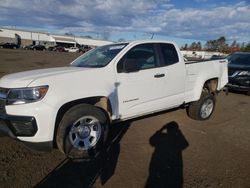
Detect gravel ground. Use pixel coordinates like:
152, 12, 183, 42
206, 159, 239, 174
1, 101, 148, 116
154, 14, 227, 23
0, 49, 250, 188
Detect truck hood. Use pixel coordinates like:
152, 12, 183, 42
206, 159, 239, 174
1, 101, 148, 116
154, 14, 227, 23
0, 67, 90, 88
228, 63, 250, 70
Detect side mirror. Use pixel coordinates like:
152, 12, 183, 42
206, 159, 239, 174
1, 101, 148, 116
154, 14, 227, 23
124, 59, 139, 73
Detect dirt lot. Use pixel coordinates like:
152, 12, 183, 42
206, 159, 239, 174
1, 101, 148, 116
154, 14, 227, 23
0, 49, 250, 188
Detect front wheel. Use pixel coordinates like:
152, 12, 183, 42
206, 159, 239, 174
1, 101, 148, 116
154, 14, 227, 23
187, 92, 215, 121
56, 104, 109, 160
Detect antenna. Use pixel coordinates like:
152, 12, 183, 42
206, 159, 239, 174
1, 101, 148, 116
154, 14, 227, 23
151, 33, 155, 39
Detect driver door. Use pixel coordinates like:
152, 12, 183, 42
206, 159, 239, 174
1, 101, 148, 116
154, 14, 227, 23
115, 43, 168, 119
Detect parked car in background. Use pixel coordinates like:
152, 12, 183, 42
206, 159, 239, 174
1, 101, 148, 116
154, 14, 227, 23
65, 47, 79, 52
23, 44, 34, 50
32, 45, 46, 51
47, 46, 57, 51
79, 45, 92, 53
226, 52, 250, 95
55, 46, 67, 52
0, 42, 19, 49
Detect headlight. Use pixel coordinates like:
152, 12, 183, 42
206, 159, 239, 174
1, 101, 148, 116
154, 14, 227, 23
237, 71, 250, 76
7, 86, 49, 105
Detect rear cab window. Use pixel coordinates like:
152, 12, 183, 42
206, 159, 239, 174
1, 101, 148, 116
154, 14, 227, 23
159, 43, 179, 66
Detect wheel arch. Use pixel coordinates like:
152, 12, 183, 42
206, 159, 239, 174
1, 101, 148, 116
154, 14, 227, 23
195, 78, 219, 101
203, 78, 219, 94
187, 78, 218, 121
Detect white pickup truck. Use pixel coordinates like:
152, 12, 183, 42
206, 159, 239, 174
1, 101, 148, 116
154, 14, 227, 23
0, 40, 228, 159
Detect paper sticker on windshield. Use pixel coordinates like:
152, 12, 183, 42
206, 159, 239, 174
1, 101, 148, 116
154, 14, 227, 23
109, 45, 125, 50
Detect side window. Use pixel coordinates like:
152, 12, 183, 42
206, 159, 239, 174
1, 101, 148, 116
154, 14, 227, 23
117, 44, 157, 72
160, 43, 179, 66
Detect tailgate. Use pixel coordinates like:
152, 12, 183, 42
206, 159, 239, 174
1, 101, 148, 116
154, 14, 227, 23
217, 59, 228, 90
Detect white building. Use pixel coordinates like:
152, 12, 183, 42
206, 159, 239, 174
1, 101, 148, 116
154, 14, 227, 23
0, 28, 113, 47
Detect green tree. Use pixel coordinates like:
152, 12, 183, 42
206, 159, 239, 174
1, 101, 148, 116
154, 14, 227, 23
230, 40, 237, 48
205, 40, 217, 51
244, 42, 250, 52
190, 42, 197, 50
240, 42, 245, 51
205, 36, 228, 52
196, 41, 202, 51
181, 43, 188, 50
217, 36, 228, 52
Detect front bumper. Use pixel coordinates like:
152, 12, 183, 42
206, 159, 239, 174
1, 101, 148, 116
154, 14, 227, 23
0, 114, 52, 151
0, 95, 57, 151
0, 114, 37, 137
0, 88, 56, 151
227, 76, 250, 92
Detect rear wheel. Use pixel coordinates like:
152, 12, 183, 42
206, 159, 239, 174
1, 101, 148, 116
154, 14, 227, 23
187, 91, 215, 121
56, 104, 109, 160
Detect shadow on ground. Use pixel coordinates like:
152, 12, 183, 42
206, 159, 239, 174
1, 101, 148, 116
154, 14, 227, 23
35, 120, 189, 188
35, 121, 131, 188
145, 121, 189, 188
227, 89, 250, 96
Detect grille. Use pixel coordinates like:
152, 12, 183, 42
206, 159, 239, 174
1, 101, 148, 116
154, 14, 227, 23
228, 70, 237, 77
0, 99, 6, 114
0, 88, 8, 114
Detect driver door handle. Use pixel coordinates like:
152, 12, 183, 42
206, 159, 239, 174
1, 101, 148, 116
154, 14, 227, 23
154, 73, 165, 78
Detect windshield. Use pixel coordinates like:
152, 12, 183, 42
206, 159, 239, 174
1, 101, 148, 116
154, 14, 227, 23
71, 43, 128, 67
227, 53, 250, 65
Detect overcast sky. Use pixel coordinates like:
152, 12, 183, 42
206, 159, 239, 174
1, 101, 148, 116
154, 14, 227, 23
0, 0, 249, 45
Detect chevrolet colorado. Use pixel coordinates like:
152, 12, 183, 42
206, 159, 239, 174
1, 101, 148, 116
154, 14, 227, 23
0, 40, 228, 159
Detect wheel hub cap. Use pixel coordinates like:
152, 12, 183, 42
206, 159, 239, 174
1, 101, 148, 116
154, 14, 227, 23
78, 126, 91, 139
200, 99, 214, 119
69, 116, 101, 150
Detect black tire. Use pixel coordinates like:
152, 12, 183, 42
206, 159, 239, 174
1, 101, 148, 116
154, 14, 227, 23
246, 90, 250, 96
56, 104, 109, 160
187, 92, 215, 121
